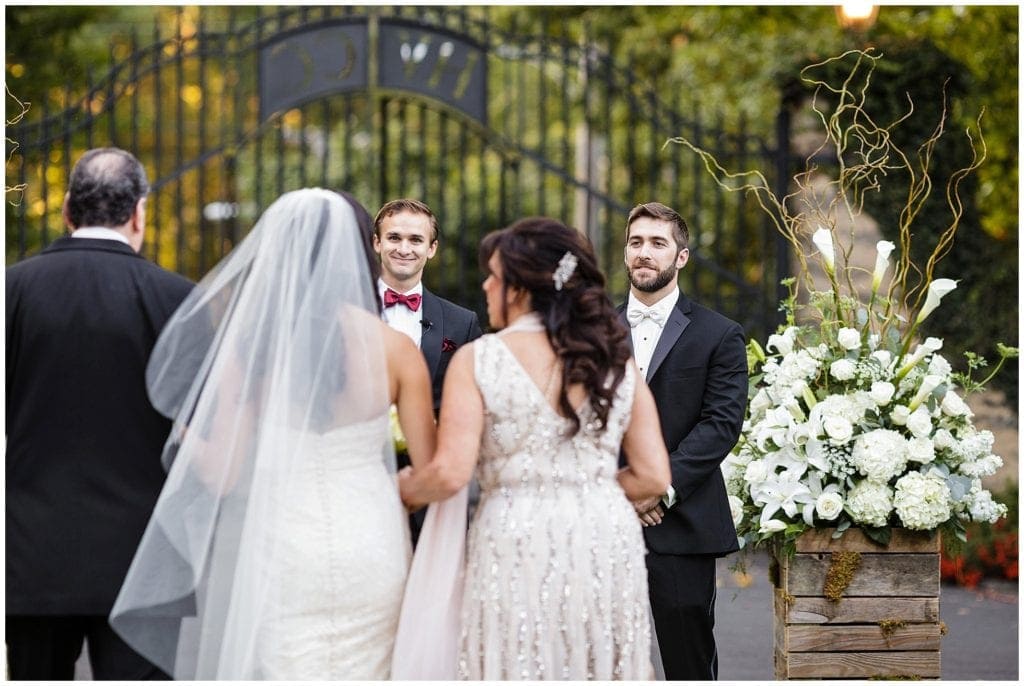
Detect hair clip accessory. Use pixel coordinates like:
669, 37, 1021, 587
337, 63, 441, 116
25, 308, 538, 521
552, 251, 578, 291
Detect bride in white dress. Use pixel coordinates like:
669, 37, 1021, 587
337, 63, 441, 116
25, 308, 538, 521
110, 189, 437, 679
396, 218, 671, 680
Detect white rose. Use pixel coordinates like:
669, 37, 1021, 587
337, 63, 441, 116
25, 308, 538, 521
837, 327, 862, 351
744, 460, 770, 484
906, 408, 933, 439
928, 353, 952, 377
941, 390, 973, 418
890, 405, 911, 425
822, 416, 854, 445
728, 495, 745, 528
870, 381, 896, 406
906, 437, 936, 464
830, 358, 857, 381
815, 492, 844, 521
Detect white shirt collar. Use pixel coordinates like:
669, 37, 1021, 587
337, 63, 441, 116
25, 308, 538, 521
627, 285, 679, 318
377, 278, 423, 297
71, 227, 131, 246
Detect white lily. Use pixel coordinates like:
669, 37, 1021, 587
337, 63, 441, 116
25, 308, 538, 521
812, 226, 836, 275
908, 374, 944, 412
872, 240, 896, 293
915, 278, 958, 324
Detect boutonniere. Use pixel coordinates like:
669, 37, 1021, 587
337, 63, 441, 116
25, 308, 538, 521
441, 337, 458, 353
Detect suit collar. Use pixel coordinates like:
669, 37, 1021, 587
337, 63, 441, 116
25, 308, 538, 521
43, 235, 141, 258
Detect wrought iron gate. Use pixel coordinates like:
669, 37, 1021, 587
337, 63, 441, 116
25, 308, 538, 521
6, 5, 791, 341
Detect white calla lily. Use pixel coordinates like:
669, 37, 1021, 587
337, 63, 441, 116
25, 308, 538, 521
915, 278, 958, 323
872, 240, 896, 292
812, 227, 836, 275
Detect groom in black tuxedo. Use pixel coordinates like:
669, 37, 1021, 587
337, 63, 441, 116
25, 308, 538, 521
6, 148, 194, 679
619, 202, 747, 680
373, 198, 482, 543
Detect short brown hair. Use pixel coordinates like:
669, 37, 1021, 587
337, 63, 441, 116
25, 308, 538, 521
373, 198, 439, 242
625, 202, 689, 250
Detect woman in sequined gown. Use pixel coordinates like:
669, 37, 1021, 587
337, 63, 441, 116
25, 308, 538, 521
398, 218, 671, 680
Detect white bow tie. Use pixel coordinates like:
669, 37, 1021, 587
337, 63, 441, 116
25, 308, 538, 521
626, 305, 666, 327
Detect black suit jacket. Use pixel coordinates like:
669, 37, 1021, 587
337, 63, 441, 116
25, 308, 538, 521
619, 291, 747, 556
6, 237, 194, 614
418, 287, 483, 411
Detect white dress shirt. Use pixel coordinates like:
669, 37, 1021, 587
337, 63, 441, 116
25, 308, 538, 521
71, 227, 130, 245
378, 279, 425, 348
626, 286, 679, 379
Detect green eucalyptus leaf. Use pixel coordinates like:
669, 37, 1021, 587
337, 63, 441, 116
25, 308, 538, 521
863, 526, 892, 546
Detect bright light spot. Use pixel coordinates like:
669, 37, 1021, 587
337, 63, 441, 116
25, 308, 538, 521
839, 1, 875, 21
203, 201, 239, 222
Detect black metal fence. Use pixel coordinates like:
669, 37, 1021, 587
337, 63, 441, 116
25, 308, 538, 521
6, 5, 791, 341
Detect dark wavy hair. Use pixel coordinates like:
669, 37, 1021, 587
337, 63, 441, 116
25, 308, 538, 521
66, 147, 149, 228
480, 217, 631, 435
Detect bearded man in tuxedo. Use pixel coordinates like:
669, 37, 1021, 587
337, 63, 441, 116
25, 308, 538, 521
6, 147, 194, 679
620, 202, 748, 681
373, 198, 482, 544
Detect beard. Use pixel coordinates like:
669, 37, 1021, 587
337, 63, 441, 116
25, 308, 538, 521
628, 261, 677, 293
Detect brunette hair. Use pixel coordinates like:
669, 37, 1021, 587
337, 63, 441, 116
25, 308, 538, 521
479, 217, 631, 435
373, 198, 439, 243
626, 201, 689, 250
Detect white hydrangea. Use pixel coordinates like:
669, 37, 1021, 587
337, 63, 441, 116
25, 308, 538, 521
965, 485, 1009, 524
846, 480, 894, 527
906, 437, 936, 464
959, 453, 1003, 479
830, 358, 857, 381
951, 429, 996, 463
850, 429, 908, 482
893, 471, 951, 530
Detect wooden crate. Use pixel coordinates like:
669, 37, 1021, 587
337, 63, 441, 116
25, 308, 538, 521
773, 528, 941, 680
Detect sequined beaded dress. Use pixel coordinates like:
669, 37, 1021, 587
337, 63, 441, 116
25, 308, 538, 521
458, 334, 652, 680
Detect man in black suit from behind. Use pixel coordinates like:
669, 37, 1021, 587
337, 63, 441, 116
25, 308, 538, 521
6, 148, 194, 680
619, 202, 748, 681
372, 198, 482, 543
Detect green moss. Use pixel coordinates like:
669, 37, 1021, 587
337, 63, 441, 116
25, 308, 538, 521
823, 551, 861, 602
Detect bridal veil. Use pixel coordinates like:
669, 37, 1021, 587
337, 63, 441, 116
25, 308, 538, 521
110, 188, 394, 678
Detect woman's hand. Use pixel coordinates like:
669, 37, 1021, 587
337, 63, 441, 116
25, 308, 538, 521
397, 465, 424, 513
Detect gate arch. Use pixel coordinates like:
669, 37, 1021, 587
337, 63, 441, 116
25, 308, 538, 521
6, 5, 791, 340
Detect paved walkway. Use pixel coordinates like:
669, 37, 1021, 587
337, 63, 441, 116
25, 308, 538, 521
714, 551, 1020, 681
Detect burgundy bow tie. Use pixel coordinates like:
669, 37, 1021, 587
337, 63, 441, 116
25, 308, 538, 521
383, 288, 422, 312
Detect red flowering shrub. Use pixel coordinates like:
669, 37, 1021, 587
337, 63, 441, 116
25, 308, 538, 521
941, 482, 1019, 588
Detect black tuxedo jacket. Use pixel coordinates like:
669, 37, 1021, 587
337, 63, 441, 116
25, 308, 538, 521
6, 237, 194, 615
619, 291, 747, 556
418, 287, 483, 411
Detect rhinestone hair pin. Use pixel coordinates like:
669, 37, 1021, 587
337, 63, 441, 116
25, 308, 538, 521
552, 251, 578, 291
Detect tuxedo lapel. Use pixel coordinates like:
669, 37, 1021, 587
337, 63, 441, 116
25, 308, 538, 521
419, 288, 443, 380
647, 297, 691, 382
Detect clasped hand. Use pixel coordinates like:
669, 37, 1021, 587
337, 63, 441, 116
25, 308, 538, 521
632, 496, 665, 527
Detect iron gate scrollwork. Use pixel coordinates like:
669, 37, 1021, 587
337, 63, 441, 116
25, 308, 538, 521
6, 5, 791, 342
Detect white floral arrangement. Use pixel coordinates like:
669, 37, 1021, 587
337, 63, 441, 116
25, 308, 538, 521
673, 49, 1017, 549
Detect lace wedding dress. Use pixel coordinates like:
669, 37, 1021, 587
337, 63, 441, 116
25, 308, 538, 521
458, 333, 653, 680
254, 415, 411, 679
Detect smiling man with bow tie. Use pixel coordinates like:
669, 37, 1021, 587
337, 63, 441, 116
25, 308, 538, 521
373, 198, 482, 543
619, 202, 748, 681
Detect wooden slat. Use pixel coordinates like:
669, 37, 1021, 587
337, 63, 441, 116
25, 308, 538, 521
784, 553, 939, 597
793, 528, 939, 553
779, 650, 941, 679
784, 596, 940, 624
784, 624, 941, 652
